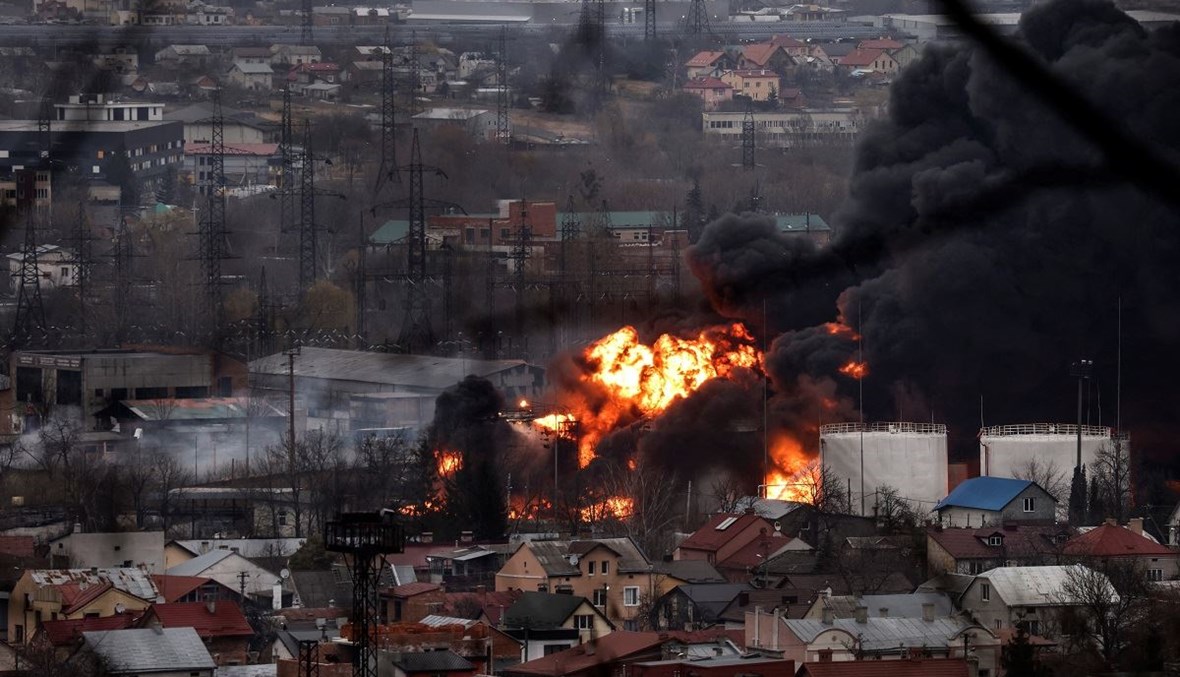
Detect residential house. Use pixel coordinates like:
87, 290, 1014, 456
685, 51, 732, 79
381, 651, 476, 677
36, 613, 140, 658
720, 69, 781, 102
0, 169, 52, 210
682, 78, 733, 111
230, 46, 272, 65
48, 530, 166, 572
418, 614, 523, 673
891, 43, 923, 69
837, 48, 900, 74
289, 61, 341, 85
802, 593, 956, 621
411, 108, 499, 142
155, 44, 212, 68
737, 43, 795, 73
186, 2, 231, 25
495, 538, 662, 629
502, 591, 614, 646
797, 659, 969, 677
227, 61, 274, 92
782, 4, 846, 21
502, 630, 760, 677
271, 44, 322, 67
384, 582, 445, 623
770, 572, 914, 605
715, 588, 812, 625
812, 42, 856, 66
139, 600, 254, 665
650, 583, 750, 630
288, 569, 352, 610
6, 245, 76, 295
165, 538, 306, 570
346, 60, 384, 88
91, 46, 139, 74
933, 477, 1057, 527
959, 564, 1115, 637
151, 574, 239, 603
83, 627, 216, 676
675, 513, 774, 568
926, 524, 1070, 576
424, 544, 515, 590
1063, 519, 1179, 580
165, 549, 282, 600
749, 610, 999, 674
857, 38, 906, 51
9, 568, 160, 644
768, 35, 809, 57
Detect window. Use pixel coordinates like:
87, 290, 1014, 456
1023, 497, 1035, 512
13, 625, 22, 643
981, 583, 991, 602
592, 588, 606, 606
574, 614, 593, 629
994, 619, 1002, 629
1018, 620, 1040, 636
588, 561, 594, 576
1148, 568, 1163, 582
602, 561, 609, 575
988, 535, 1002, 546
624, 586, 640, 606
543, 644, 566, 656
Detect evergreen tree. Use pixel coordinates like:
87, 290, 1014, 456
1068, 465, 1087, 525
683, 179, 705, 243
1001, 623, 1053, 677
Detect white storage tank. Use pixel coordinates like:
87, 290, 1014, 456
979, 423, 1112, 480
819, 422, 949, 517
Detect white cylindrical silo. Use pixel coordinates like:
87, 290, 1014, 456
979, 423, 1112, 481
819, 422, 949, 517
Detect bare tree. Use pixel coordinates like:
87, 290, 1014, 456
873, 484, 918, 531
600, 459, 682, 558
1056, 561, 1146, 668
707, 475, 745, 516
1089, 439, 1132, 523
151, 448, 192, 535
1013, 457, 1069, 520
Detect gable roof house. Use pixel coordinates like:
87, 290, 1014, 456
83, 627, 216, 676
650, 583, 751, 630
9, 568, 160, 645
926, 524, 1070, 576
802, 592, 957, 622
503, 591, 614, 646
959, 564, 1116, 639
227, 61, 274, 92
139, 600, 254, 666
682, 77, 733, 111
675, 514, 803, 582
165, 549, 282, 600
48, 530, 166, 572
1063, 519, 1179, 580
797, 658, 970, 677
685, 50, 734, 79
502, 630, 741, 677
495, 538, 666, 629
933, 477, 1057, 527
737, 43, 795, 73
836, 47, 900, 74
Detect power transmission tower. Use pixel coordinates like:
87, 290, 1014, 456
596, 0, 608, 100
684, 0, 710, 37
256, 266, 276, 356
279, 83, 298, 245
111, 213, 134, 344
298, 120, 318, 293
198, 88, 229, 333
69, 210, 96, 340
395, 129, 443, 353
403, 34, 421, 118
495, 25, 511, 146
741, 103, 756, 170
375, 28, 399, 193
301, 0, 313, 45
644, 0, 656, 40
9, 206, 47, 350
354, 216, 368, 348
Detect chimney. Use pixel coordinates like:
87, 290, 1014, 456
420, 532, 433, 544
460, 530, 474, 544
921, 603, 935, 622
73, 523, 82, 534
1129, 517, 1144, 535
1105, 517, 1117, 527
878, 608, 888, 618
854, 606, 868, 624
821, 607, 834, 625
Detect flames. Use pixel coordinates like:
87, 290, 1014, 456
436, 449, 463, 476
763, 434, 813, 502
839, 361, 869, 379
574, 323, 762, 467
533, 413, 577, 439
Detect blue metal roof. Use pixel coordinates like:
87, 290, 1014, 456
934, 476, 1032, 511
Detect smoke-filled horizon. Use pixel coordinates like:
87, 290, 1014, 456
686, 0, 1180, 468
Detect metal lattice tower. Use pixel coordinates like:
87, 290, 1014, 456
279, 84, 298, 240
596, 0, 608, 99
403, 34, 421, 118
376, 28, 399, 193
685, 0, 710, 36
112, 213, 134, 344
397, 129, 436, 353
301, 0, 314, 45
199, 88, 228, 329
256, 266, 276, 356
355, 219, 368, 348
741, 104, 755, 170
559, 195, 580, 286
507, 201, 532, 357
644, 0, 656, 40
9, 206, 47, 350
324, 512, 404, 677
298, 120, 318, 293
495, 26, 511, 146
298, 640, 320, 677
70, 210, 95, 339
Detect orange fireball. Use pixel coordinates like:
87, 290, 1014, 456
435, 449, 463, 476
763, 434, 813, 502
839, 360, 869, 380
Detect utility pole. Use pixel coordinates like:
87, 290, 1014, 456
741, 103, 756, 170
644, 0, 656, 41
197, 87, 228, 335
1068, 359, 1093, 524
9, 207, 47, 350
298, 120, 318, 293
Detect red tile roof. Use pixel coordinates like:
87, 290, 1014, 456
152, 575, 213, 603
391, 582, 442, 598
143, 600, 253, 638
678, 514, 770, 553
0, 536, 35, 558
503, 631, 673, 677
684, 77, 731, 91
40, 614, 139, 646
741, 43, 785, 67
801, 658, 969, 677
1063, 524, 1175, 557
839, 48, 889, 68
686, 50, 727, 68
59, 581, 115, 614
718, 534, 792, 570
927, 525, 1068, 559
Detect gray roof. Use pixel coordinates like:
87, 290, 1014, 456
504, 591, 591, 628
671, 583, 752, 620
387, 650, 474, 672
783, 616, 982, 651
171, 538, 306, 559
83, 627, 216, 672
651, 559, 727, 583
974, 565, 1116, 607
420, 614, 479, 628
291, 569, 353, 609
232, 61, 274, 75
28, 568, 159, 601
249, 347, 535, 391
915, 573, 974, 597
217, 666, 277, 677
816, 593, 955, 619
166, 548, 235, 576
732, 496, 807, 520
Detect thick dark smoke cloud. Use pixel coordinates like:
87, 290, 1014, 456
690, 0, 1180, 462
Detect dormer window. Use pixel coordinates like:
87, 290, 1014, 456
987, 535, 1002, 546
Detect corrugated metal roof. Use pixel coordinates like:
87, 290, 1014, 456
784, 616, 978, 649
388, 650, 474, 672
775, 213, 831, 232
119, 397, 285, 421
420, 614, 478, 628
818, 592, 955, 619
166, 549, 235, 577
83, 627, 216, 672
975, 565, 1117, 607
29, 568, 159, 602
249, 347, 535, 391
934, 476, 1033, 511
172, 538, 306, 559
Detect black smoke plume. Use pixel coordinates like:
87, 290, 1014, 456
689, 0, 1180, 462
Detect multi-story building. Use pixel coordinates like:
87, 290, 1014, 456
702, 108, 867, 147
